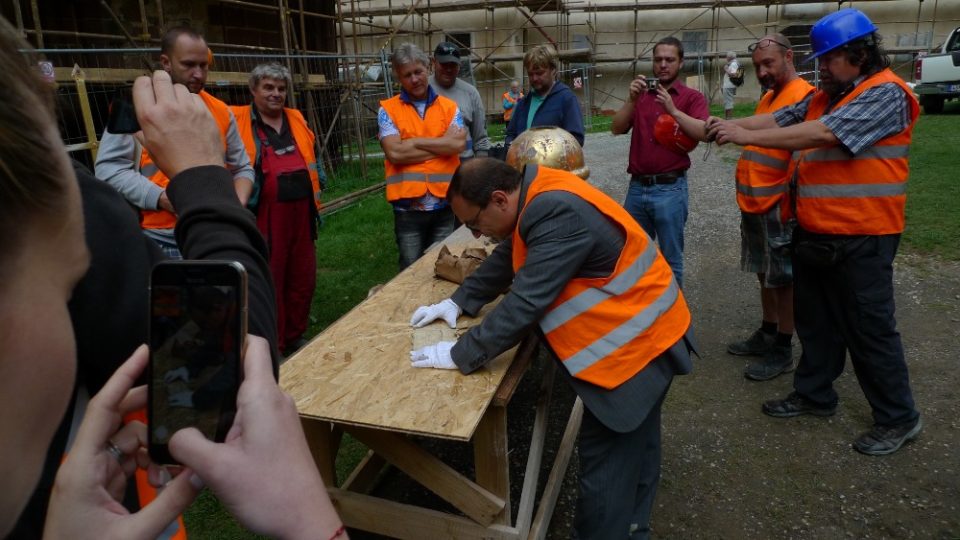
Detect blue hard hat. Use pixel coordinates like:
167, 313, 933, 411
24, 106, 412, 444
806, 8, 878, 62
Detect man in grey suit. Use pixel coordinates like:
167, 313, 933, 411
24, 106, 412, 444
408, 158, 695, 539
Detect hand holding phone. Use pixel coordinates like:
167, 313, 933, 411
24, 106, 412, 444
168, 336, 344, 539
133, 70, 224, 178
149, 261, 247, 465
106, 87, 142, 134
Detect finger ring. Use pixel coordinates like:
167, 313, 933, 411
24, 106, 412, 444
106, 440, 124, 464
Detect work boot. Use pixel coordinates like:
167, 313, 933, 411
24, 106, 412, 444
727, 328, 774, 356
853, 417, 923, 456
762, 391, 837, 418
744, 343, 794, 381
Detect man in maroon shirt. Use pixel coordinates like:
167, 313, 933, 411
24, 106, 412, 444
611, 36, 708, 287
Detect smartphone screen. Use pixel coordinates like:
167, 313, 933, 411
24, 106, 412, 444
148, 261, 247, 464
106, 87, 141, 134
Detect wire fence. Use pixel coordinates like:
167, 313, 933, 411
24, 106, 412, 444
37, 47, 392, 200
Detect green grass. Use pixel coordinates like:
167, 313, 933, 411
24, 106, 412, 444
309, 194, 399, 334
709, 101, 758, 118
902, 100, 960, 259
323, 159, 385, 201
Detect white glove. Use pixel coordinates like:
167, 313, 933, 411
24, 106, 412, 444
163, 366, 190, 384
410, 341, 457, 370
410, 298, 461, 329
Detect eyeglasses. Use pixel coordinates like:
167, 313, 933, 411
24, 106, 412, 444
464, 205, 485, 233
747, 38, 790, 52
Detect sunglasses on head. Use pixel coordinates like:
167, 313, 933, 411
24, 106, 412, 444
748, 38, 789, 52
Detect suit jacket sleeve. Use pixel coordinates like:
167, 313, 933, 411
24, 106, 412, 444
450, 192, 596, 374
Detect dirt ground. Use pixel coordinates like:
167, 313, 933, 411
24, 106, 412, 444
359, 131, 960, 539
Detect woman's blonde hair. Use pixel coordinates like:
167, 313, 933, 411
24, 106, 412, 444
0, 16, 67, 277
523, 44, 558, 72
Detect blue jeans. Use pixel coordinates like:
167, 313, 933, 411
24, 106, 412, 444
393, 206, 455, 270
623, 176, 688, 287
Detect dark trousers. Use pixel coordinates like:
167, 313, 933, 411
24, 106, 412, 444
393, 206, 455, 270
792, 232, 919, 427
573, 386, 667, 540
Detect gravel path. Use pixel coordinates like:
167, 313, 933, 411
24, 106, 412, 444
575, 130, 960, 539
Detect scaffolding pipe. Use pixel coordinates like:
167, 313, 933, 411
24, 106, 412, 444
350, 0, 367, 177
30, 0, 42, 48
217, 0, 391, 31
12, 0, 25, 38
137, 0, 150, 41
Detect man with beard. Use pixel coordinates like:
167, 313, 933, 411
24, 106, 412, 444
708, 9, 922, 455
660, 34, 813, 381
408, 158, 695, 539
96, 26, 254, 259
505, 45, 584, 148
611, 36, 708, 287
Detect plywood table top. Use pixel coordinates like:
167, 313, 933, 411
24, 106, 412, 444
280, 226, 513, 441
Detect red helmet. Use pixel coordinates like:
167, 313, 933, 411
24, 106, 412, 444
653, 114, 697, 154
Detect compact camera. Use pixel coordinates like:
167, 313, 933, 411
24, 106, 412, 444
647, 79, 660, 93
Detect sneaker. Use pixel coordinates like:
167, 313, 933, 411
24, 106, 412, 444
762, 392, 837, 418
744, 344, 794, 381
853, 417, 922, 456
727, 329, 775, 356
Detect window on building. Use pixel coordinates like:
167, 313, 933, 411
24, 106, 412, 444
781, 25, 813, 56
682, 31, 708, 54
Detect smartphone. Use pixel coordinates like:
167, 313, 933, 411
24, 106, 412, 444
647, 78, 660, 93
106, 87, 141, 134
148, 261, 248, 464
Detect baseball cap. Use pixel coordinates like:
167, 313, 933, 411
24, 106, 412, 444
434, 42, 461, 64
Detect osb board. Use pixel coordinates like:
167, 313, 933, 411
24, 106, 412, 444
280, 227, 510, 441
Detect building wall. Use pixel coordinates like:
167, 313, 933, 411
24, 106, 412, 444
344, 0, 960, 117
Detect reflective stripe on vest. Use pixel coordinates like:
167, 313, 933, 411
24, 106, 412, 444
141, 90, 231, 230
384, 172, 453, 186
380, 94, 460, 202
541, 239, 658, 333
787, 69, 918, 235
800, 144, 910, 162
563, 274, 681, 377
231, 104, 323, 210
511, 166, 690, 389
734, 77, 814, 214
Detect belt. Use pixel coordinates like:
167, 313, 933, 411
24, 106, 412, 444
630, 169, 687, 186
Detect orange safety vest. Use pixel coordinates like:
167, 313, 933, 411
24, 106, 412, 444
787, 69, 919, 235
735, 77, 814, 214
124, 409, 188, 540
230, 104, 322, 211
502, 90, 522, 122
511, 166, 691, 389
380, 93, 460, 202
140, 90, 232, 230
